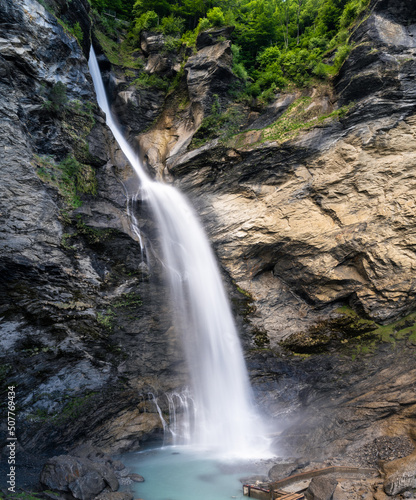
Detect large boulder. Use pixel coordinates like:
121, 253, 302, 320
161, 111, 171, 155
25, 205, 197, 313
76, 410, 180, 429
383, 452, 416, 496
40, 454, 119, 500
69, 471, 106, 500
268, 462, 298, 481
305, 476, 338, 500
140, 32, 165, 56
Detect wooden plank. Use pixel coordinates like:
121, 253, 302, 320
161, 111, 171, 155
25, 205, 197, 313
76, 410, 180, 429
243, 484, 271, 500
273, 490, 289, 497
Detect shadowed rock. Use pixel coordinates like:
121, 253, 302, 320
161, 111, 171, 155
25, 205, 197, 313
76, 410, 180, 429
40, 454, 118, 499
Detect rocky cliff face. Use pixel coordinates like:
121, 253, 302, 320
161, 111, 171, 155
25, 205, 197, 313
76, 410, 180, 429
0, 0, 188, 474
2, 0, 416, 487
168, 0, 416, 340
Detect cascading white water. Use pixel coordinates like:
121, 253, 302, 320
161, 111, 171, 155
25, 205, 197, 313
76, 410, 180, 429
88, 47, 269, 458
166, 389, 196, 445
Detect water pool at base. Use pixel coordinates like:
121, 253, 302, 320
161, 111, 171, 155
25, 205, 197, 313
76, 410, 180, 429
121, 446, 270, 500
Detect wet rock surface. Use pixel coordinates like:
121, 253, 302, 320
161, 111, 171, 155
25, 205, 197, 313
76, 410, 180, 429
40, 446, 128, 500
128, 473, 145, 482
40, 455, 116, 500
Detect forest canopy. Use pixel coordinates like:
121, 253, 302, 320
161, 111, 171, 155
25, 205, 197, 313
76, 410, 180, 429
91, 0, 370, 101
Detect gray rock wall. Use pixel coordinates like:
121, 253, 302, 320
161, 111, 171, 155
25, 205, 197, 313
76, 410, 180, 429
0, 0, 185, 464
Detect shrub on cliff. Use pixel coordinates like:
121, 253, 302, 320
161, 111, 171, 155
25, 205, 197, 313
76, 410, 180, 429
43, 81, 68, 115
207, 7, 226, 27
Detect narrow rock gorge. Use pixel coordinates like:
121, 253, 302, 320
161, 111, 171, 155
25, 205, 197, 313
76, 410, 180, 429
2, 0, 416, 496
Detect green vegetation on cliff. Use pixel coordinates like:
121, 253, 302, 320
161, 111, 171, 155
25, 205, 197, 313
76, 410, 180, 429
34, 154, 96, 208
96, 0, 370, 102
281, 306, 416, 358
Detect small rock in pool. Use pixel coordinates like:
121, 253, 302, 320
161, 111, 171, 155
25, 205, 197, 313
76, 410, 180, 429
130, 473, 145, 482
112, 459, 126, 471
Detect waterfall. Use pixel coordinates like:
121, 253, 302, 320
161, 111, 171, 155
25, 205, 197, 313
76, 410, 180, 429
88, 47, 269, 458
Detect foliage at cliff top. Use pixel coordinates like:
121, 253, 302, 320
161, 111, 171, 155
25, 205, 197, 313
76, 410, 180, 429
93, 0, 370, 102
90, 0, 136, 20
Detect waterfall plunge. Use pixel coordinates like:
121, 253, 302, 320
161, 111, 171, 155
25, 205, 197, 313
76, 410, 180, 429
88, 47, 270, 458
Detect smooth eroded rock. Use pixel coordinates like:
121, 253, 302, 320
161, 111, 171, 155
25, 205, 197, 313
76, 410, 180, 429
129, 473, 145, 482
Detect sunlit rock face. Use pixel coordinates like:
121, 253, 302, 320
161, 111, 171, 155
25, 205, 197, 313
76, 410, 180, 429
166, 0, 416, 344
157, 0, 416, 460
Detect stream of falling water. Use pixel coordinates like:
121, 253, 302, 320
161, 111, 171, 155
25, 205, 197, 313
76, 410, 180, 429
88, 47, 270, 459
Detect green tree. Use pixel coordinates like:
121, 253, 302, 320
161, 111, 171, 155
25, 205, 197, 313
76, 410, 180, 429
158, 14, 186, 34
315, 0, 349, 37
234, 0, 279, 64
207, 7, 226, 26
133, 0, 172, 18
45, 81, 68, 114
91, 0, 136, 19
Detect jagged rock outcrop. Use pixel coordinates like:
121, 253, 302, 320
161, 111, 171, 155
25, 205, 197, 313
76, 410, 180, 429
185, 33, 235, 114
336, 0, 416, 112
140, 32, 166, 57
136, 32, 236, 177
100, 26, 237, 178
40, 0, 92, 57
99, 30, 177, 141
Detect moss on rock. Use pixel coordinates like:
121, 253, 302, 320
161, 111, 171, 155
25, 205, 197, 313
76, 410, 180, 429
281, 306, 416, 356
